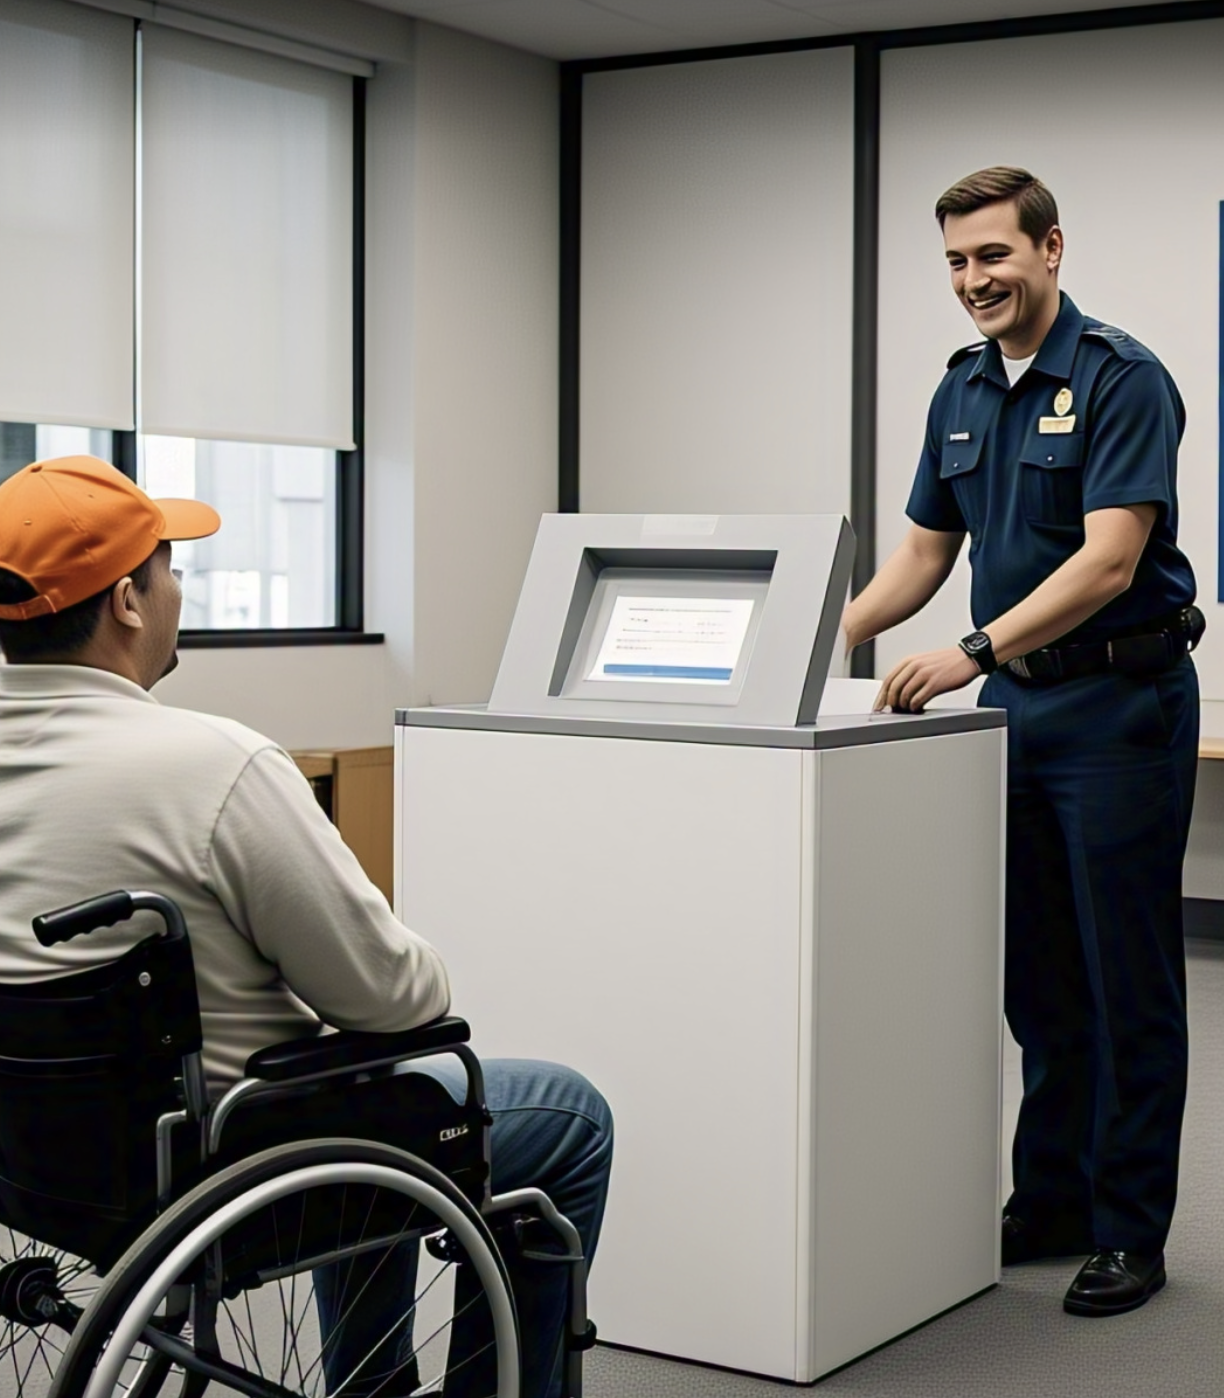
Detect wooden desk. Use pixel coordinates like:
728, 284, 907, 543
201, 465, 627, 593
290, 747, 394, 902
1200, 739, 1224, 761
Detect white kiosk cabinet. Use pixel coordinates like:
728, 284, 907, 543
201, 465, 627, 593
396, 515, 1005, 1382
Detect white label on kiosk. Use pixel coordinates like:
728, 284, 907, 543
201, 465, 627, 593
588, 596, 754, 684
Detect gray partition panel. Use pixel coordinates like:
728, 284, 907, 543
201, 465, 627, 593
488, 514, 854, 727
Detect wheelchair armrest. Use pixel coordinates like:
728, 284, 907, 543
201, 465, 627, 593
243, 1016, 472, 1083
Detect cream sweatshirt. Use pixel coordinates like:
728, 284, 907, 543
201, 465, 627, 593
0, 664, 451, 1093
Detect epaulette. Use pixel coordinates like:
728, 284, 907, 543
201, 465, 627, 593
1082, 324, 1146, 361
947, 342, 986, 370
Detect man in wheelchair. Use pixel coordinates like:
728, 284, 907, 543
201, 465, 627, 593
0, 456, 613, 1398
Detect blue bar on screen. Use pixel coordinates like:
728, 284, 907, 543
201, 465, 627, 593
602, 664, 733, 680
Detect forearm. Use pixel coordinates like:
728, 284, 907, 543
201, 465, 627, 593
843, 527, 964, 650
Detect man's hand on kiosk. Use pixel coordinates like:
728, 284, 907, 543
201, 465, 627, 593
874, 645, 981, 713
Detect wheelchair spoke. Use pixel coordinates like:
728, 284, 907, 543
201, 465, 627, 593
33, 1331, 66, 1383
300, 1240, 436, 1392
283, 1276, 317, 1392
300, 1242, 401, 1383
285, 1194, 312, 1391
221, 1297, 262, 1377
328, 1187, 378, 1335
243, 1290, 267, 1378
322, 1257, 466, 1398
15, 1319, 49, 1396
33, 1329, 66, 1358
10, 1324, 25, 1393
416, 1335, 497, 1397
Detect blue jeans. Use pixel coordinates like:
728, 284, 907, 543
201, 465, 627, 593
314, 1059, 613, 1398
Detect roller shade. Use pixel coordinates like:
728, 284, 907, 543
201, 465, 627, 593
140, 24, 354, 448
0, 0, 135, 430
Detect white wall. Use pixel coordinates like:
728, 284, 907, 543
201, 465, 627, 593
580, 48, 854, 517
159, 17, 559, 745
392, 21, 558, 710
876, 19, 1224, 696
156, 643, 394, 748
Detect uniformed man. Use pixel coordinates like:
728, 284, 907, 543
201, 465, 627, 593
843, 166, 1202, 1317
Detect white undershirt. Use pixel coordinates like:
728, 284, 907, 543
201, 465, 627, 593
1003, 352, 1036, 386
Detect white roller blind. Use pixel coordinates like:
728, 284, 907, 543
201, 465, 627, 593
0, 0, 135, 429
140, 25, 354, 448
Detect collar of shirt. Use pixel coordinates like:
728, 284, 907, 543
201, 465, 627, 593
966, 291, 1084, 390
0, 663, 159, 705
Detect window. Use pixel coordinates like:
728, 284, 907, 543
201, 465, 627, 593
0, 3, 365, 641
142, 437, 336, 630
0, 424, 113, 485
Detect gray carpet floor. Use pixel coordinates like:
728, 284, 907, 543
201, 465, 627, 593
587, 941, 1224, 1397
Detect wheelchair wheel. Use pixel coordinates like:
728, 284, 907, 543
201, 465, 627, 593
0, 1226, 101, 1398
49, 1140, 520, 1398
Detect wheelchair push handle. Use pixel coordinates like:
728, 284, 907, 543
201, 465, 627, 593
33, 890, 188, 947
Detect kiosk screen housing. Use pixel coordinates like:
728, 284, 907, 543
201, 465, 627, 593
488, 514, 854, 728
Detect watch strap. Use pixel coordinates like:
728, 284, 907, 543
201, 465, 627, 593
959, 631, 998, 675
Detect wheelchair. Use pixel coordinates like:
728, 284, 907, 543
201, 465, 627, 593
0, 890, 594, 1398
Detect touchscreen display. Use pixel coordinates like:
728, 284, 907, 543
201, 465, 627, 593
587, 596, 754, 684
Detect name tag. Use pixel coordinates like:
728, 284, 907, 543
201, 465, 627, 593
1038, 415, 1076, 434
949, 431, 971, 442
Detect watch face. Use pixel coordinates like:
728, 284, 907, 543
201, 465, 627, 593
965, 633, 989, 654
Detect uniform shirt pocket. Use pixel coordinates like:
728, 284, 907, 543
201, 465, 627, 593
1019, 433, 1084, 528
939, 437, 985, 532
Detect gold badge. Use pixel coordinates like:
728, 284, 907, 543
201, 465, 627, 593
1039, 415, 1076, 434
1054, 387, 1073, 417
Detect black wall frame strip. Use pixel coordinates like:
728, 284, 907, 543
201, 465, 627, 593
113, 431, 138, 482
559, 66, 582, 513
337, 74, 367, 632
558, 0, 1224, 678
849, 40, 880, 681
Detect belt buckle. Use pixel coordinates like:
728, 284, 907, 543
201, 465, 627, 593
1007, 655, 1033, 680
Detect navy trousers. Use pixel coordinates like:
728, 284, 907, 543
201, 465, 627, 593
980, 658, 1198, 1253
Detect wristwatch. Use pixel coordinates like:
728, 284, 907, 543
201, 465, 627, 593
958, 631, 998, 675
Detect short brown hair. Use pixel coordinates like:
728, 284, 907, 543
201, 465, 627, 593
0, 555, 155, 662
935, 166, 1059, 244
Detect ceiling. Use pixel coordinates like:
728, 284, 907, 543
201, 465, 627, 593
362, 0, 1192, 61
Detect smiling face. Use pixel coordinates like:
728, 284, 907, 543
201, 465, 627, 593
943, 199, 1063, 359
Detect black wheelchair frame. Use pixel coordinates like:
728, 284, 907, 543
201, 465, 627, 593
0, 890, 595, 1398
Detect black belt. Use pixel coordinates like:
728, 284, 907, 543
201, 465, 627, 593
1004, 606, 1205, 683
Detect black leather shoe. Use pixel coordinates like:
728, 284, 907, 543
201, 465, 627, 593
1001, 1212, 1093, 1266
1063, 1250, 1166, 1316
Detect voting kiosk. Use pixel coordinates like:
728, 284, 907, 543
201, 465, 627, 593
395, 515, 1006, 1382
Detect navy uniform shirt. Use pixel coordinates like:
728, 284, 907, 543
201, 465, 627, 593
906, 293, 1196, 643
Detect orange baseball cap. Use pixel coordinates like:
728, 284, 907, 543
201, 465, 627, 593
0, 456, 221, 621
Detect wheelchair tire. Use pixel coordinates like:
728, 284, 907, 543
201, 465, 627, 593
48, 1138, 520, 1398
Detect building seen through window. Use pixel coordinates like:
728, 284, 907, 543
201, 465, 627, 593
1, 424, 112, 483
141, 437, 336, 630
